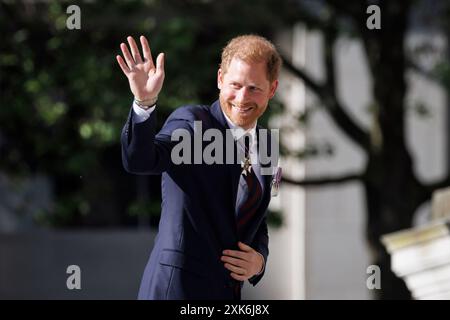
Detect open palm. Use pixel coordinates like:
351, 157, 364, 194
116, 35, 165, 102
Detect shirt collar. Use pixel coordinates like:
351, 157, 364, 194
221, 108, 257, 142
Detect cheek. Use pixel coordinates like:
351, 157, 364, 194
221, 88, 235, 100
253, 94, 269, 106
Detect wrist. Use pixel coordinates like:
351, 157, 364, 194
256, 252, 265, 275
134, 96, 158, 109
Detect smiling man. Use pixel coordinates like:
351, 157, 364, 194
117, 34, 281, 300
218, 38, 278, 130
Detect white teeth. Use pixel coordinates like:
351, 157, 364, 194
232, 104, 251, 112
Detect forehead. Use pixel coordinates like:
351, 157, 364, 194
223, 58, 269, 84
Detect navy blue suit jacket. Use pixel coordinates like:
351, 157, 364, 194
121, 100, 275, 300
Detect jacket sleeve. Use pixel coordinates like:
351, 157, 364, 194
248, 215, 269, 286
121, 106, 195, 175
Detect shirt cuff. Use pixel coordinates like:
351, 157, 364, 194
132, 101, 156, 123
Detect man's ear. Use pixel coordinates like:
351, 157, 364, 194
269, 80, 279, 99
217, 68, 223, 90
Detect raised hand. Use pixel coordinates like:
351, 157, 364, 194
116, 35, 165, 103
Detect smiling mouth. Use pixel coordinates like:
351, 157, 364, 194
232, 104, 254, 114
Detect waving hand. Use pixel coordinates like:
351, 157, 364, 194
116, 36, 165, 103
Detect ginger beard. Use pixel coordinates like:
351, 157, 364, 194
219, 95, 266, 130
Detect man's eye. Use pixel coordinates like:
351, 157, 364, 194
231, 83, 241, 88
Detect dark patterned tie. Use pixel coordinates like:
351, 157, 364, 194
236, 134, 263, 238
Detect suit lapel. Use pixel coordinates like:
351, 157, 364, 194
257, 126, 274, 202
210, 100, 242, 232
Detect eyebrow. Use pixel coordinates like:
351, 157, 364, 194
230, 80, 261, 88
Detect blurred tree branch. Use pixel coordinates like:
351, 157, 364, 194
282, 171, 364, 186
282, 52, 371, 151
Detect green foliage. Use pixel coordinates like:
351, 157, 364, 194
267, 209, 283, 228
435, 61, 450, 90
0, 0, 292, 227
127, 198, 161, 219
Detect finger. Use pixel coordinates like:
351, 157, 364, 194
230, 273, 247, 281
120, 42, 135, 69
116, 55, 130, 75
156, 52, 165, 75
238, 241, 253, 252
127, 36, 143, 64
140, 35, 154, 68
224, 263, 246, 275
223, 250, 246, 260
221, 255, 246, 267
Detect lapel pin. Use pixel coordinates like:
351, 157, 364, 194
271, 167, 282, 197
241, 156, 252, 176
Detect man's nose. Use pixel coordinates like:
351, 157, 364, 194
235, 87, 250, 104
